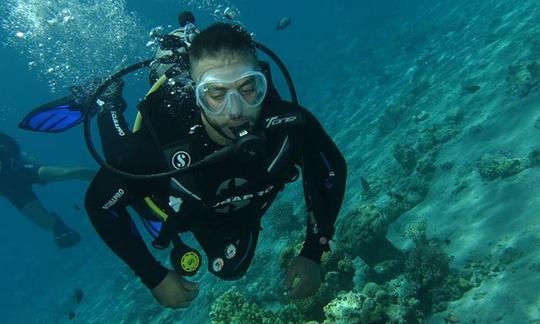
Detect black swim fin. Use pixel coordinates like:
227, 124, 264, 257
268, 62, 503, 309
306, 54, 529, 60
52, 213, 82, 249
19, 96, 86, 133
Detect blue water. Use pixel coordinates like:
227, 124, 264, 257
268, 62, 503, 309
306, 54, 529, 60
2, 0, 538, 323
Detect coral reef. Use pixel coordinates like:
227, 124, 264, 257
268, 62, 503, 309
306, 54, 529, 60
405, 240, 450, 288
393, 112, 463, 176
475, 149, 540, 181
210, 290, 302, 324
292, 271, 341, 321
506, 60, 540, 97
383, 175, 430, 221
332, 101, 473, 321
404, 219, 428, 244
430, 274, 473, 312
416, 153, 437, 177
320, 249, 355, 292
336, 203, 406, 281
323, 290, 387, 324
393, 143, 418, 173
278, 244, 300, 271
462, 247, 523, 287
477, 154, 527, 181
322, 275, 452, 324
385, 275, 423, 322
398, 224, 472, 318
337, 204, 388, 250
325, 220, 473, 323
527, 148, 540, 166
290, 248, 355, 321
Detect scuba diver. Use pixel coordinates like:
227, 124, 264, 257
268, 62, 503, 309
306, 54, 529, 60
149, 10, 199, 85
20, 22, 346, 309
0, 132, 94, 248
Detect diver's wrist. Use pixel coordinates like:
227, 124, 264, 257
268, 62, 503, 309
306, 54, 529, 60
140, 264, 170, 290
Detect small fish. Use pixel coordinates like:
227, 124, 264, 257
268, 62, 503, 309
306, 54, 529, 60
275, 16, 292, 31
223, 7, 239, 20
463, 85, 481, 94
360, 177, 370, 193
74, 288, 84, 304
74, 204, 80, 212
67, 311, 76, 320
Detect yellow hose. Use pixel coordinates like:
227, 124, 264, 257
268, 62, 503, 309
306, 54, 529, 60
133, 74, 168, 132
135, 74, 171, 220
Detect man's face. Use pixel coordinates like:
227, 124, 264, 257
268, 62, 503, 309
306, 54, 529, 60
191, 52, 264, 138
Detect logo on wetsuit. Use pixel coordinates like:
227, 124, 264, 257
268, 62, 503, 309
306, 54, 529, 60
212, 177, 274, 213
171, 151, 191, 170
110, 111, 125, 136
265, 115, 297, 129
102, 188, 125, 210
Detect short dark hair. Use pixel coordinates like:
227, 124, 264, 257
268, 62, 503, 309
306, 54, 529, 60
178, 11, 195, 27
188, 23, 256, 64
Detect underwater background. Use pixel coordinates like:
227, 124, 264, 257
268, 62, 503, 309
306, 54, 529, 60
1, 0, 540, 323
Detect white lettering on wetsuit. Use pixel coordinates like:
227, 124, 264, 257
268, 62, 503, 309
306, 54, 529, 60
102, 188, 125, 210
212, 185, 274, 209
265, 115, 297, 129
111, 111, 125, 136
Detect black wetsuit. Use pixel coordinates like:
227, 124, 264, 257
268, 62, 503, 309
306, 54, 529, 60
0, 132, 46, 210
85, 87, 346, 289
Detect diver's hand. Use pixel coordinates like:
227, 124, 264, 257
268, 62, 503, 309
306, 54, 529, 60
151, 271, 199, 309
283, 256, 321, 299
69, 78, 125, 112
100, 78, 125, 102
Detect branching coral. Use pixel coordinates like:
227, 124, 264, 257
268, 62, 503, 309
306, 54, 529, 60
386, 275, 422, 322
404, 219, 428, 244
322, 279, 425, 323
323, 291, 388, 324
405, 240, 450, 288
210, 290, 302, 324
290, 249, 355, 321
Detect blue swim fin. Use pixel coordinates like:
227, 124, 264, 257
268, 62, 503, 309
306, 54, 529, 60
19, 96, 86, 133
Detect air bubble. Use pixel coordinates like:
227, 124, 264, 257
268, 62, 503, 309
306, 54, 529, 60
2, 0, 147, 92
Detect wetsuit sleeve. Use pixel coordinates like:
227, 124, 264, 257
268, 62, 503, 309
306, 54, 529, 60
96, 91, 129, 161
84, 132, 169, 289
298, 107, 347, 263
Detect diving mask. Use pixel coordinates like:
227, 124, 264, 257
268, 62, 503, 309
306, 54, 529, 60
183, 22, 199, 45
195, 64, 268, 116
